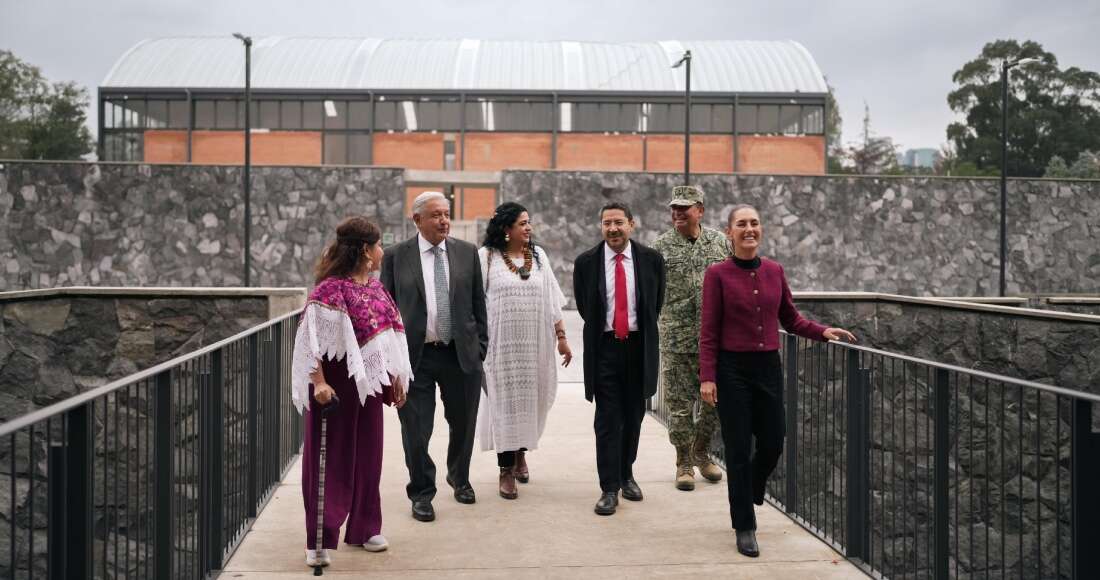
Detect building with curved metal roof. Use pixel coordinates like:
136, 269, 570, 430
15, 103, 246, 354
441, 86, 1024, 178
99, 37, 831, 217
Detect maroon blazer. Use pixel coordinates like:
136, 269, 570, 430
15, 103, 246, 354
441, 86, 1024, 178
698, 257, 827, 383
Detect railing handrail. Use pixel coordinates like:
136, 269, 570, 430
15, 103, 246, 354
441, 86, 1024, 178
0, 308, 302, 437
784, 331, 1100, 404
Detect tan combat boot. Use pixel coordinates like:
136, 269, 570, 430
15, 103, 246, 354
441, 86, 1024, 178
693, 435, 724, 483
675, 446, 696, 491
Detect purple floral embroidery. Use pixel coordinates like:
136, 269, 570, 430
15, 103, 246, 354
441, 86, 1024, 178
306, 277, 404, 345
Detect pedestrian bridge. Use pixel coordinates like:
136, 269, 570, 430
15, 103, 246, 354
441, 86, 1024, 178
3, 309, 1098, 579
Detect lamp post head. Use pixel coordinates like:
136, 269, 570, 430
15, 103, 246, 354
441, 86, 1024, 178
233, 33, 252, 46
671, 50, 691, 69
1005, 56, 1039, 70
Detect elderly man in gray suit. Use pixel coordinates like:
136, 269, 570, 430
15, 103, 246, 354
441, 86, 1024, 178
382, 191, 488, 522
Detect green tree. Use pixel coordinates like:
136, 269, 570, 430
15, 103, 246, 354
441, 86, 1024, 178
1044, 150, 1100, 179
825, 81, 850, 174
0, 50, 92, 160
947, 39, 1100, 177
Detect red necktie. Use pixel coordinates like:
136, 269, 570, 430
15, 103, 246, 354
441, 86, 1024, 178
613, 253, 628, 340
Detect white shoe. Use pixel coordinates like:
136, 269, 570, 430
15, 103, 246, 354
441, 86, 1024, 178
363, 535, 389, 552
305, 548, 331, 567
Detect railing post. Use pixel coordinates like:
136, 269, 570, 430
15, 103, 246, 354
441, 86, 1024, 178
784, 334, 799, 514
845, 348, 869, 561
201, 350, 225, 572
273, 323, 284, 474
47, 405, 94, 580
933, 368, 951, 580
154, 370, 174, 580
1072, 399, 1099, 579
246, 333, 259, 517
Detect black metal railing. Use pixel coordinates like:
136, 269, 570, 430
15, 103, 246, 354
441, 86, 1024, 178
649, 333, 1100, 579
0, 311, 302, 580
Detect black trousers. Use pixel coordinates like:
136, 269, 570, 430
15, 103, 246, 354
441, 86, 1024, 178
397, 342, 481, 502
593, 331, 646, 493
715, 350, 785, 531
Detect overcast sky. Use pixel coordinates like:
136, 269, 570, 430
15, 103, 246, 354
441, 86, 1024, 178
2, 0, 1097, 152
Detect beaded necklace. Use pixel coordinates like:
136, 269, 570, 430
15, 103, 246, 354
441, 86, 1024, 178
501, 246, 533, 280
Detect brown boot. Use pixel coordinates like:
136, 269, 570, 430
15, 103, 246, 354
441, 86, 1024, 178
499, 467, 518, 500
514, 450, 529, 484
675, 446, 696, 491
693, 435, 724, 483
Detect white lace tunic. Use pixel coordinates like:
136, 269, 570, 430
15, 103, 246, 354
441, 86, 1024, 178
476, 246, 565, 452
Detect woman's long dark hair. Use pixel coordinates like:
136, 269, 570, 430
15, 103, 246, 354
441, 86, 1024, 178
482, 202, 541, 268
314, 216, 381, 284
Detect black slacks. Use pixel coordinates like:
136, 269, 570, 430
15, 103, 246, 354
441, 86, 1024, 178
593, 331, 646, 493
715, 350, 785, 531
397, 342, 481, 502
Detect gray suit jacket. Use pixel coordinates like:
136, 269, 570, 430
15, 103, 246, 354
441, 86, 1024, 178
381, 234, 488, 375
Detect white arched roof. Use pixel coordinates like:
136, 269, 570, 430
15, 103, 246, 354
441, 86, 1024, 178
102, 37, 828, 95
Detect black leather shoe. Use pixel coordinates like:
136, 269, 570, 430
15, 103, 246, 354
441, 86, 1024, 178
621, 478, 643, 501
411, 499, 435, 522
594, 491, 619, 516
453, 485, 476, 505
736, 529, 760, 557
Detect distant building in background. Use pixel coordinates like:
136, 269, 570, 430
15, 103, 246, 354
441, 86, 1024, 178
898, 148, 939, 169
99, 38, 831, 218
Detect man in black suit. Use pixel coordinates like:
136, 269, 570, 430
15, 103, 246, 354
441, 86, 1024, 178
573, 201, 666, 515
381, 191, 488, 522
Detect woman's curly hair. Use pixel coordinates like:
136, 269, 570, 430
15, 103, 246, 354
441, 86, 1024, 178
482, 202, 541, 268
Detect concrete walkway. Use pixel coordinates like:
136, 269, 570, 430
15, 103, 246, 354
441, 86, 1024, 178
223, 313, 864, 579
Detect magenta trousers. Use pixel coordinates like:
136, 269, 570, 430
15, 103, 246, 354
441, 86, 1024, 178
301, 357, 384, 549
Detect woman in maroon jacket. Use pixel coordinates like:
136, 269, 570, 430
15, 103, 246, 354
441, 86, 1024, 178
699, 204, 855, 558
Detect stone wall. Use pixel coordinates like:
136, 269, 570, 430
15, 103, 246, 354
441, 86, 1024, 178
499, 171, 1100, 303
0, 161, 406, 291
0, 288, 304, 419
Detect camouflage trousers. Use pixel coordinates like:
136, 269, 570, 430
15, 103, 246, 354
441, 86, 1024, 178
662, 352, 719, 449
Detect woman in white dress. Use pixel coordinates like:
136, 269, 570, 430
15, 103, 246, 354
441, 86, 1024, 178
477, 202, 573, 500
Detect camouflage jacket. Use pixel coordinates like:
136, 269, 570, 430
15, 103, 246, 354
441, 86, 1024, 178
652, 226, 731, 353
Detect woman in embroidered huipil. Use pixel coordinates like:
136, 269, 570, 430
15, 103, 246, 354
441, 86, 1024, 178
698, 205, 856, 559
291, 216, 412, 568
476, 202, 572, 500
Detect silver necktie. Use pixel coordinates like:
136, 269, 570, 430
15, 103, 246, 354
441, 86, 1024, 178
432, 245, 452, 343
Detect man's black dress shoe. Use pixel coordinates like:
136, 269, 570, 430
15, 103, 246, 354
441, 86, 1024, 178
411, 499, 435, 522
453, 485, 476, 504
594, 491, 619, 515
621, 478, 643, 501
736, 529, 760, 557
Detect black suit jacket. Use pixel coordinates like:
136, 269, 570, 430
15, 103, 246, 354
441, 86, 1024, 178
573, 240, 666, 402
381, 234, 488, 375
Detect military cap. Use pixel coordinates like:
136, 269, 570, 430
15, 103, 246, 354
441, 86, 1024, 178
668, 185, 705, 207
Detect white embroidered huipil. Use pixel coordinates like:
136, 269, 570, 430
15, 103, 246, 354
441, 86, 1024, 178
475, 246, 566, 452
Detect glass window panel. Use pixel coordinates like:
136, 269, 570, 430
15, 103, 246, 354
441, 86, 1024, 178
104, 101, 116, 128
216, 100, 237, 129
711, 104, 734, 133
194, 101, 216, 129
417, 102, 439, 131
124, 100, 145, 129
691, 104, 710, 133
146, 101, 167, 129
530, 103, 552, 131
168, 101, 189, 128
735, 104, 756, 134
324, 133, 347, 164
494, 102, 520, 131
649, 103, 686, 132
349, 133, 371, 164
801, 106, 824, 134
323, 101, 347, 129
349, 101, 371, 129
398, 101, 417, 131
376, 101, 399, 131
618, 103, 640, 132
558, 103, 572, 132
303, 101, 323, 129
281, 101, 302, 129
258, 101, 279, 129
439, 102, 461, 130
757, 105, 780, 133
780, 105, 801, 134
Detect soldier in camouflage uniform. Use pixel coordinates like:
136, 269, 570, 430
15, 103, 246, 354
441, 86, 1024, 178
652, 185, 731, 491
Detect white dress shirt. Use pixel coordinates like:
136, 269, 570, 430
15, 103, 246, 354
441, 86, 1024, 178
418, 233, 451, 343
603, 240, 638, 332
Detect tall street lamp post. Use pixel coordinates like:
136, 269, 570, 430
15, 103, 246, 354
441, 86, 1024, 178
998, 56, 1038, 297
672, 50, 692, 186
233, 33, 253, 287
